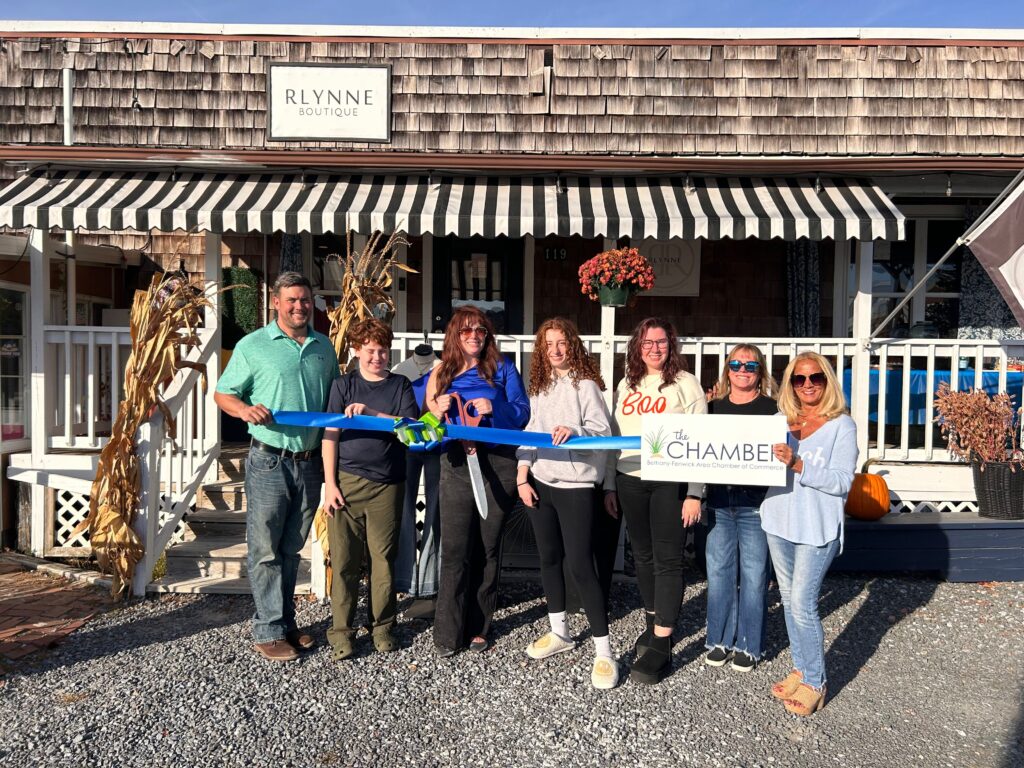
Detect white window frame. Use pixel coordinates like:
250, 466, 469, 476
836, 208, 965, 337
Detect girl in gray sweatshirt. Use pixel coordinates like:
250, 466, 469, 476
516, 318, 619, 690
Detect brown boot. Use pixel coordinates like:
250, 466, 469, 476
253, 640, 299, 662
286, 630, 315, 652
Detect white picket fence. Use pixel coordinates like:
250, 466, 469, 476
393, 332, 1024, 463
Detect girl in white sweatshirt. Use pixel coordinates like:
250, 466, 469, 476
516, 317, 618, 690
604, 317, 707, 685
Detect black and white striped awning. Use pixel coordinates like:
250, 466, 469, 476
0, 169, 905, 241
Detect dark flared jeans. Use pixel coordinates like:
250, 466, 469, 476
433, 446, 517, 649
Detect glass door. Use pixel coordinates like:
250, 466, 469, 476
431, 236, 524, 334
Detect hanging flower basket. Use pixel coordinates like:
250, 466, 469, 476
578, 247, 656, 308
597, 284, 632, 307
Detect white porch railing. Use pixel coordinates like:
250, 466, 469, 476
132, 326, 222, 596
392, 332, 1024, 465
43, 325, 133, 450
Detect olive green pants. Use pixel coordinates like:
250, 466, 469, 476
326, 470, 403, 648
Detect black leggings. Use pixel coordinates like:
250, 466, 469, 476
616, 472, 685, 627
527, 482, 609, 638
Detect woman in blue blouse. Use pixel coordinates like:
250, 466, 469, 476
762, 351, 857, 716
425, 307, 530, 656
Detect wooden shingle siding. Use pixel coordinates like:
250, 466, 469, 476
2, 36, 1024, 156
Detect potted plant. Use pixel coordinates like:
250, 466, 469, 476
934, 382, 1024, 520
577, 246, 656, 307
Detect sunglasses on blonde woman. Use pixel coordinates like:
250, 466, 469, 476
791, 372, 827, 388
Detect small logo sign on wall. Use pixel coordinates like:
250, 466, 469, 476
640, 413, 789, 486
268, 63, 392, 142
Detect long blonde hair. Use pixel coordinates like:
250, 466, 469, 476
777, 351, 848, 424
712, 343, 778, 402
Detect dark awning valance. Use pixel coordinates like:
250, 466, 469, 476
0, 170, 905, 241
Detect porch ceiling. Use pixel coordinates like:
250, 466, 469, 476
0, 169, 905, 241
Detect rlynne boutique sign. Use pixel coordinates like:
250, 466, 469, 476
268, 63, 392, 142
640, 413, 789, 486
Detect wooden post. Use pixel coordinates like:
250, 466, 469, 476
65, 232, 76, 325
28, 230, 53, 555
599, 237, 616, 411
132, 421, 162, 597
600, 305, 616, 412
203, 233, 221, 483
850, 240, 875, 465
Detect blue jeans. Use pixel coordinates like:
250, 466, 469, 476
245, 446, 323, 643
395, 451, 441, 596
704, 506, 769, 659
766, 533, 840, 690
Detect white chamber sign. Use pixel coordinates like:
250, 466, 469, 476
640, 413, 789, 486
268, 64, 392, 142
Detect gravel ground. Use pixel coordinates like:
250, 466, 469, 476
1, 570, 1022, 768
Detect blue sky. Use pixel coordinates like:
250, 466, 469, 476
5, 1, 1024, 29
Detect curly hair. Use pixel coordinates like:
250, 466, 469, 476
528, 317, 605, 396
432, 306, 504, 397
712, 343, 779, 402
347, 317, 393, 351
625, 317, 685, 392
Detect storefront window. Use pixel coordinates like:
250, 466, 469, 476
450, 252, 505, 330
0, 286, 28, 441
846, 219, 963, 337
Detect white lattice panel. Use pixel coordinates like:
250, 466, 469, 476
891, 500, 979, 514
159, 504, 189, 546
54, 489, 90, 548
52, 490, 189, 550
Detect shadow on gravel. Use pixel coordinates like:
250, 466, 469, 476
820, 574, 938, 699
759, 573, 939, 691
1002, 699, 1024, 768
10, 596, 247, 679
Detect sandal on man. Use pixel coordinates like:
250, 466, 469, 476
784, 683, 827, 716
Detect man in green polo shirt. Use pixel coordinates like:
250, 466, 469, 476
214, 272, 339, 662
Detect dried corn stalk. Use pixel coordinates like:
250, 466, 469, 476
82, 270, 213, 599
326, 230, 414, 363
315, 230, 416, 581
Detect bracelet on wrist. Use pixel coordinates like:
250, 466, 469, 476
787, 456, 797, 469
517, 481, 530, 487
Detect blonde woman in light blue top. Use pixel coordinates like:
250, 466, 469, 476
761, 351, 857, 717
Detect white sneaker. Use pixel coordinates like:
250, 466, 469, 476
526, 631, 575, 660
591, 656, 620, 690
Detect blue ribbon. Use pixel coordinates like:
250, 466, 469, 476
272, 411, 641, 451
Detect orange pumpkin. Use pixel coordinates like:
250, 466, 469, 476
845, 472, 890, 520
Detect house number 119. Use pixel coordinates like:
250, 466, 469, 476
544, 248, 568, 261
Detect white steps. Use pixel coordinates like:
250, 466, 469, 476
147, 443, 316, 595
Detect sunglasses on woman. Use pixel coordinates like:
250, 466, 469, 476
459, 325, 488, 339
791, 372, 827, 388
728, 360, 761, 373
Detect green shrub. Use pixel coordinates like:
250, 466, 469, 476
222, 267, 261, 349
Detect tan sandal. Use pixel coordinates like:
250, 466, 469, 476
784, 683, 827, 716
771, 669, 802, 700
